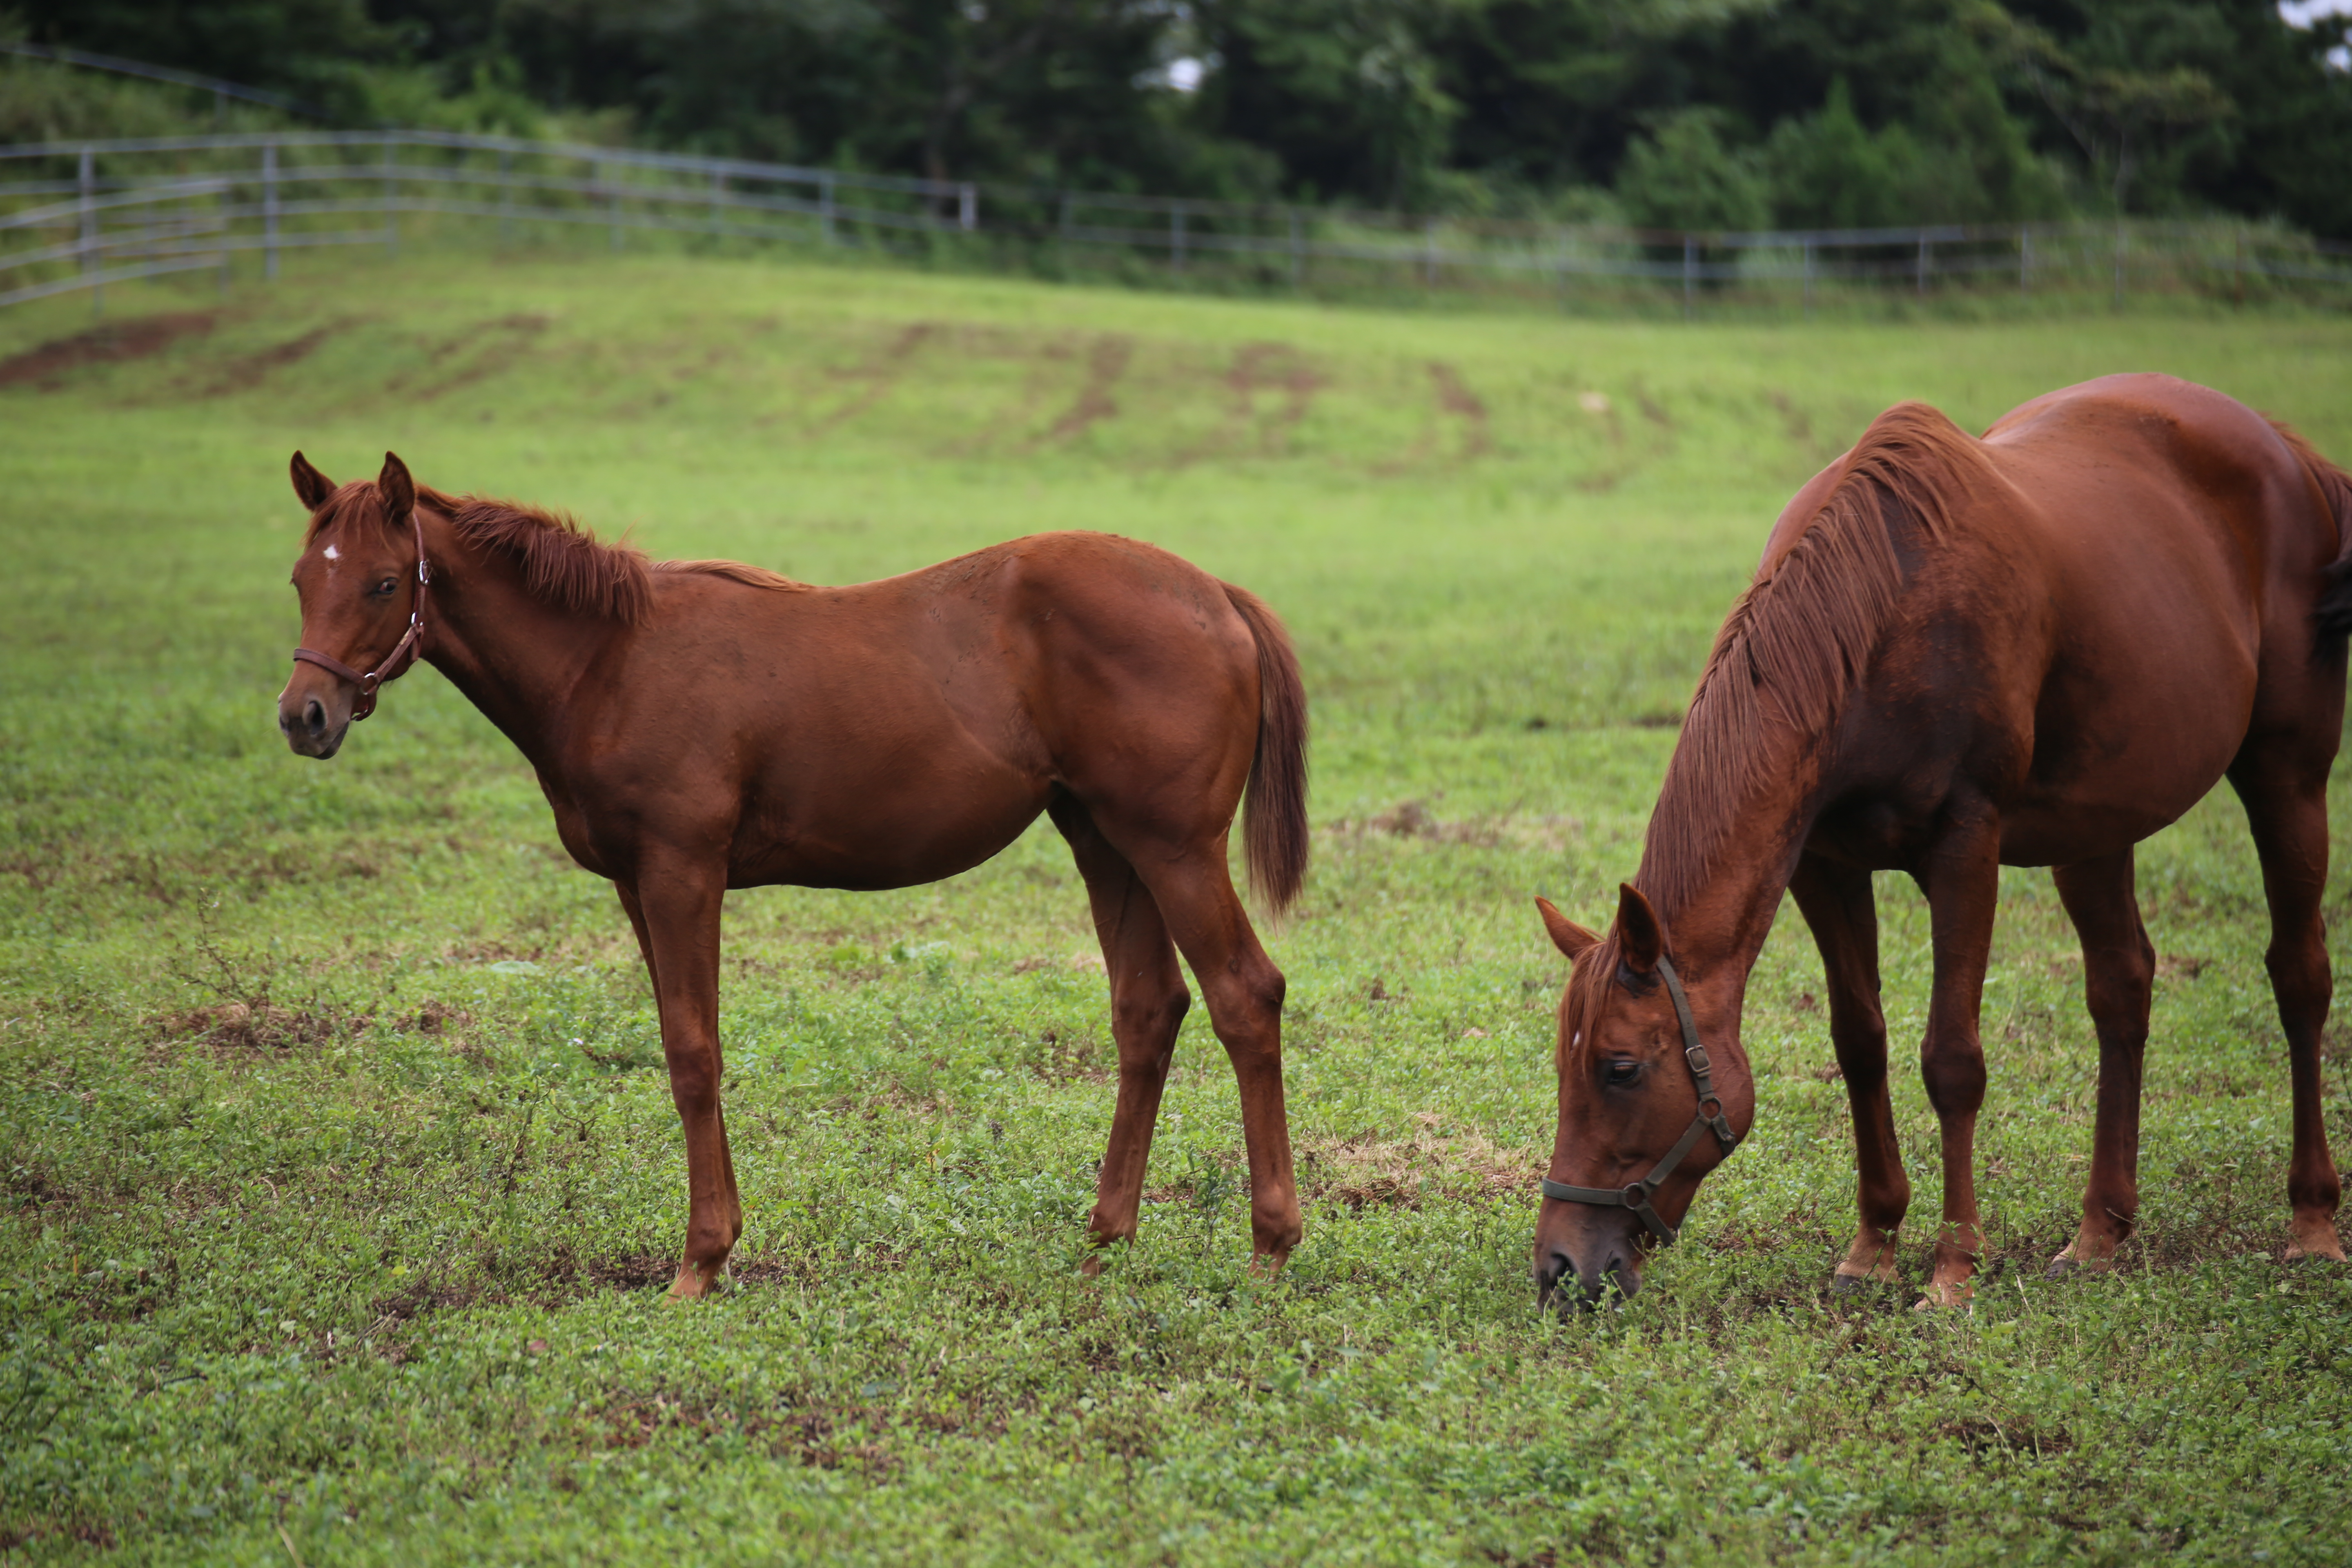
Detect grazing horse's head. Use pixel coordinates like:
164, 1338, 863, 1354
277, 450, 422, 759
1531, 883, 1752, 1312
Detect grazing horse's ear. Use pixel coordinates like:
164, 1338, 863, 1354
1536, 897, 1602, 961
290, 450, 336, 512
1614, 882, 1668, 973
377, 452, 416, 529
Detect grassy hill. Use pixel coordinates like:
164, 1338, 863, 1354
3, 254, 2350, 1564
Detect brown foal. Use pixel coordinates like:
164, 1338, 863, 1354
276, 451, 1309, 1298
1534, 374, 2352, 1310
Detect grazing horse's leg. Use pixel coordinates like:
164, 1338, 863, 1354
1789, 854, 1909, 1290
1046, 795, 1191, 1271
622, 861, 745, 1298
1120, 849, 1301, 1269
2227, 757, 2348, 1263
1915, 804, 2001, 1307
2047, 850, 2156, 1275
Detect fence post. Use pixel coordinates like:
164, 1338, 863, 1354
1170, 202, 1185, 272
383, 140, 399, 256
78, 147, 101, 315
1288, 206, 1303, 289
1802, 237, 1815, 318
499, 147, 513, 244
1916, 230, 1928, 296
2235, 225, 2247, 307
2113, 218, 2125, 307
263, 141, 279, 281
1423, 216, 1440, 287
958, 182, 976, 232
1682, 233, 1696, 319
605, 160, 621, 251
2019, 227, 2031, 296
822, 173, 837, 246
709, 168, 724, 240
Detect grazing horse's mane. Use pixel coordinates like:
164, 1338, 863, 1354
307, 480, 800, 625
1559, 402, 1989, 1067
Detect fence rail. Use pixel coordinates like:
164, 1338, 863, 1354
5, 130, 2350, 316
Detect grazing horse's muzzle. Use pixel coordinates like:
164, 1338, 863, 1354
1535, 1226, 1644, 1313
277, 679, 349, 758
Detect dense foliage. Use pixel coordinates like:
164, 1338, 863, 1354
11, 0, 2352, 232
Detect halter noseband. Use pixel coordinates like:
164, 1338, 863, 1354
291, 509, 432, 722
1541, 954, 1741, 1244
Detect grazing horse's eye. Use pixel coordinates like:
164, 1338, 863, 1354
371, 576, 398, 597
1604, 1059, 1641, 1086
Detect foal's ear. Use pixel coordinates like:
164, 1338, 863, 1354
1614, 882, 1668, 973
377, 451, 416, 528
290, 450, 336, 512
1535, 897, 1602, 961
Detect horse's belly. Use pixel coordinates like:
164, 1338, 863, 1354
1999, 717, 2244, 866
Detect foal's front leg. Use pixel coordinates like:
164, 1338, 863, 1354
1915, 806, 2001, 1307
621, 858, 743, 1298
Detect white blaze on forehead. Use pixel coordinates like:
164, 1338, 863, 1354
323, 544, 341, 560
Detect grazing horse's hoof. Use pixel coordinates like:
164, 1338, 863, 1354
2284, 1216, 2347, 1264
1912, 1279, 1974, 1311
1829, 1271, 1881, 1296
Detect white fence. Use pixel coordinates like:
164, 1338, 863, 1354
4, 129, 2350, 314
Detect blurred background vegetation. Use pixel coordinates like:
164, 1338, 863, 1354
3, 0, 2349, 237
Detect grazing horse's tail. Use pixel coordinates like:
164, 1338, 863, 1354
1222, 584, 1311, 918
2272, 419, 2352, 639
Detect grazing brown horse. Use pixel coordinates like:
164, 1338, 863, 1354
1533, 374, 2352, 1310
276, 451, 1310, 1298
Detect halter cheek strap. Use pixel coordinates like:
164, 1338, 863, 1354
291, 510, 432, 723
1541, 954, 1741, 1244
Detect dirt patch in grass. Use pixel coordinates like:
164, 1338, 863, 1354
1298, 1118, 1538, 1210
1036, 333, 1133, 445
150, 1000, 367, 1053
182, 316, 363, 397
0, 310, 221, 390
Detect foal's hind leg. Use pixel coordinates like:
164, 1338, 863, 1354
1119, 847, 1302, 1269
1789, 855, 1909, 1290
2228, 757, 2347, 1262
2048, 850, 2156, 1276
1047, 795, 1192, 1271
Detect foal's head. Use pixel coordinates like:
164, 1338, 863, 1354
277, 450, 421, 758
1531, 884, 1751, 1312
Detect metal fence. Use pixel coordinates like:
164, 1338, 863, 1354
6, 129, 2351, 316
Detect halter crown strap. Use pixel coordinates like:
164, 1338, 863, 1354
1540, 953, 1741, 1244
291, 510, 432, 723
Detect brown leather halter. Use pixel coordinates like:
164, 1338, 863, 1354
291, 509, 432, 722
1541, 955, 1741, 1244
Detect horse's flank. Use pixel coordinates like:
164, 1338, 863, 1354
305, 479, 800, 626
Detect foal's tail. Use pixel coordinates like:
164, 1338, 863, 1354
2272, 418, 2352, 639
1222, 583, 1311, 918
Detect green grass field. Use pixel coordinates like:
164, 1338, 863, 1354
4, 252, 2352, 1565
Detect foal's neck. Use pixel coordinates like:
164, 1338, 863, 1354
416, 508, 626, 773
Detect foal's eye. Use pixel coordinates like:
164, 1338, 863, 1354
1604, 1059, 1640, 1086
371, 576, 398, 596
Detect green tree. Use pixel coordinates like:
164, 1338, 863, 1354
1615, 107, 1768, 231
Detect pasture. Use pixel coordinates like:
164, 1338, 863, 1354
2, 254, 2350, 1564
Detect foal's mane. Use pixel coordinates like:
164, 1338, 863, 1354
1559, 401, 1989, 1066
308, 480, 798, 624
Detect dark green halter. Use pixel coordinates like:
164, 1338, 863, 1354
1540, 954, 1740, 1244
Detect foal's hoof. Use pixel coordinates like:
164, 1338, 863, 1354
1829, 1272, 1880, 1297
1912, 1279, 1974, 1311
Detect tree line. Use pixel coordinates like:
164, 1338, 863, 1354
11, 0, 2352, 238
